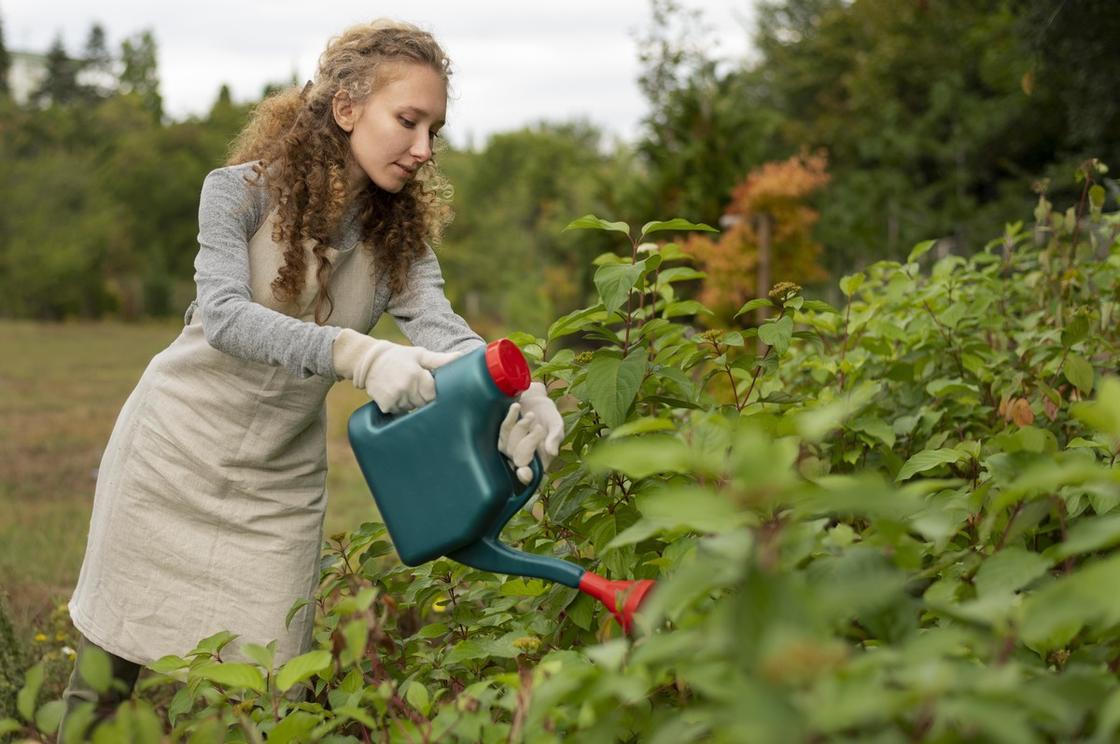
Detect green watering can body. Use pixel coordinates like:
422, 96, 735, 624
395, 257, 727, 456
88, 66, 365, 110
348, 339, 654, 633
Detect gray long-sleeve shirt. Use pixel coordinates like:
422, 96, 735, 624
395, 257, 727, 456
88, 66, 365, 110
186, 162, 483, 379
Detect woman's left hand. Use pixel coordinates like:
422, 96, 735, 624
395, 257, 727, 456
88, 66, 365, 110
497, 382, 564, 485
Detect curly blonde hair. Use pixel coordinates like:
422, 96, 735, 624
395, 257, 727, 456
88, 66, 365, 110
226, 19, 455, 324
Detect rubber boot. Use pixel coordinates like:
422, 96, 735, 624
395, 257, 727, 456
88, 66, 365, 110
57, 635, 141, 743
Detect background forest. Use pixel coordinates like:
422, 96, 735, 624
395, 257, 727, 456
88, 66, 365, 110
1, 0, 1117, 333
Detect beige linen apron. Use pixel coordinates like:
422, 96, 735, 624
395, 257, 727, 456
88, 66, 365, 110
70, 208, 377, 666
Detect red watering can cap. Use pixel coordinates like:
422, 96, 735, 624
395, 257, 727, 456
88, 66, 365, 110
485, 339, 531, 396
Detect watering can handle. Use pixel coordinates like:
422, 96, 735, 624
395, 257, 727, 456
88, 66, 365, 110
488, 455, 543, 538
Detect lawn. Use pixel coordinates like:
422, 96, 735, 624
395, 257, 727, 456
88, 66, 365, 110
0, 318, 397, 643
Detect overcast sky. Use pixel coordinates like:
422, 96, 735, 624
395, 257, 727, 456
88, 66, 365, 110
3, 1, 757, 149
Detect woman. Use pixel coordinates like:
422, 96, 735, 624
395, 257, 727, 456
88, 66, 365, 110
60, 18, 563, 730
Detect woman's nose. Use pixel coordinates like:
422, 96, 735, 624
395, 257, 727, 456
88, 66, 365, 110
411, 133, 432, 163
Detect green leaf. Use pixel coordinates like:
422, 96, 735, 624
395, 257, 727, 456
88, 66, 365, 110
1097, 687, 1120, 743
192, 661, 266, 694
1022, 553, 1120, 652
758, 315, 794, 354
657, 267, 707, 284
1065, 354, 1095, 395
239, 643, 275, 671
414, 623, 449, 640
608, 416, 676, 439
592, 251, 628, 266
268, 711, 320, 744
334, 705, 378, 730
500, 578, 548, 597
907, 239, 936, 264
1046, 513, 1120, 561
17, 662, 43, 722
594, 261, 644, 315
404, 681, 431, 717
800, 299, 839, 314
654, 242, 694, 262
587, 435, 692, 479
839, 273, 865, 297
796, 383, 880, 442
167, 687, 193, 727
35, 700, 65, 736
563, 214, 630, 236
895, 448, 969, 481
78, 645, 112, 695
0, 720, 22, 736
734, 298, 774, 318
285, 599, 311, 630
444, 640, 488, 665
342, 619, 368, 663
849, 416, 896, 449
547, 305, 608, 342
608, 486, 745, 547
585, 349, 646, 428
925, 378, 979, 399
639, 218, 718, 239
1071, 377, 1120, 438
147, 655, 190, 675
1062, 314, 1090, 348
973, 547, 1051, 597
585, 639, 630, 671
663, 300, 713, 318
191, 630, 238, 656
1068, 436, 1110, 451
1090, 184, 1106, 209
275, 650, 332, 693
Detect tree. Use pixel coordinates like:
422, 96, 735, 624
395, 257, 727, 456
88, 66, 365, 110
437, 122, 619, 335
631, 0, 784, 229
683, 151, 830, 322
753, 0, 1066, 271
79, 23, 116, 102
119, 29, 162, 122
33, 34, 81, 107
0, 15, 11, 98
1011, 0, 1120, 166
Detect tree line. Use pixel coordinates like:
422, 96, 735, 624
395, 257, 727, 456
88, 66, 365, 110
0, 0, 1115, 332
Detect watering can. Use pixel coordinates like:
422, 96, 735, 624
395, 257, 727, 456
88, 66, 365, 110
347, 339, 655, 633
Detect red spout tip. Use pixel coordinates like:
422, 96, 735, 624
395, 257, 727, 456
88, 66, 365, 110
578, 572, 656, 634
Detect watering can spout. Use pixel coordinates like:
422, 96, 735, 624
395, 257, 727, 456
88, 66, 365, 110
578, 572, 655, 634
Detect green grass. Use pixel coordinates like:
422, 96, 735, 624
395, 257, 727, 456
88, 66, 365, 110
0, 317, 401, 644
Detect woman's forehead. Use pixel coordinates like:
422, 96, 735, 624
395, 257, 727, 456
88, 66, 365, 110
370, 64, 446, 116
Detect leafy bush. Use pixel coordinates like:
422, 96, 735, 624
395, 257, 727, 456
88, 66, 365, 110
0, 596, 24, 723
5, 162, 1119, 742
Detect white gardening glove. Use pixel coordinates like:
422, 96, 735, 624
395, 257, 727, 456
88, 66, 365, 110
333, 328, 462, 414
498, 403, 547, 485
497, 382, 564, 485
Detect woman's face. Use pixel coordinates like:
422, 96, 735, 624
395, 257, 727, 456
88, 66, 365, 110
334, 62, 447, 193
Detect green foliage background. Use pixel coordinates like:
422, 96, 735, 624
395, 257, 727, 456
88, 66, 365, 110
1, 1, 1117, 328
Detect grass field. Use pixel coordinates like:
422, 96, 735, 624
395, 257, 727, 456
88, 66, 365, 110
0, 318, 401, 644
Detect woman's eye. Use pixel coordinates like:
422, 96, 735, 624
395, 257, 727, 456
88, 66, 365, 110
399, 117, 415, 128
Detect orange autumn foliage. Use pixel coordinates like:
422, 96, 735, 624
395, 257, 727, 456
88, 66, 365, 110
684, 151, 831, 320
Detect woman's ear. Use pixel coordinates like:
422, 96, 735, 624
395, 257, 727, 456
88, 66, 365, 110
332, 90, 360, 133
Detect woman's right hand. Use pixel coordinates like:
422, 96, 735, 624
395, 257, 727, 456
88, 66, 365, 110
333, 329, 462, 413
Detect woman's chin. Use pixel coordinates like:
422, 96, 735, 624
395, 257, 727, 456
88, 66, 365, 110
371, 176, 406, 194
